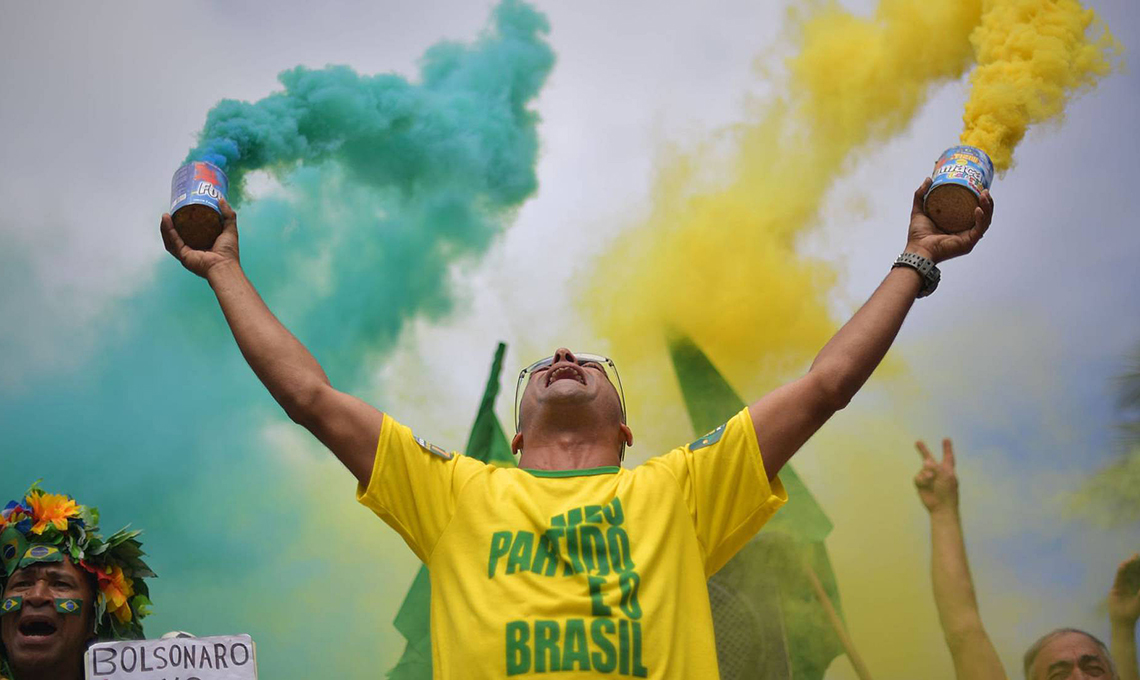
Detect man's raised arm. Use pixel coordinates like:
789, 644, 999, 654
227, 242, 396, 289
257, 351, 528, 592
1109, 554, 1140, 680
914, 439, 1005, 680
749, 178, 993, 478
160, 200, 383, 485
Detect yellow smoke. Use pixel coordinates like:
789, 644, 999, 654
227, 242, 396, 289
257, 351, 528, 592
582, 2, 985, 665
792, 0, 982, 151
581, 0, 1119, 677
584, 0, 981, 414
962, 0, 1119, 172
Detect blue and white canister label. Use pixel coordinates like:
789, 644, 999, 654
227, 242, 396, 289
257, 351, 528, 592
170, 161, 228, 215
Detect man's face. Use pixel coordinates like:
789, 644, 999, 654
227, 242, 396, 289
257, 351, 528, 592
518, 348, 625, 434
1, 557, 95, 675
1029, 631, 1115, 680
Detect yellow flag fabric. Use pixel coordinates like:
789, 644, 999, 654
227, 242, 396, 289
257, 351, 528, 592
358, 408, 786, 679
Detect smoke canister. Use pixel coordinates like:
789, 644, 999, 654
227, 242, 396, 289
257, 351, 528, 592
923, 145, 994, 233
170, 161, 229, 250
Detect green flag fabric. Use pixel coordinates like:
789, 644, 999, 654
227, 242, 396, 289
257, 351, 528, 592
463, 342, 517, 468
667, 333, 845, 680
388, 343, 515, 679
389, 567, 432, 679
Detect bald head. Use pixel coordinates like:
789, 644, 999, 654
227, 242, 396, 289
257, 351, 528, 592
513, 348, 632, 466
1024, 628, 1116, 680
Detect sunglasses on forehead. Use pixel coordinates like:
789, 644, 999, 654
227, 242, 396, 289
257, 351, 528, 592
513, 353, 627, 434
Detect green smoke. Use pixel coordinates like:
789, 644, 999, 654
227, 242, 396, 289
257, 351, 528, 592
183, 0, 554, 382
189, 0, 551, 207
0, 2, 553, 677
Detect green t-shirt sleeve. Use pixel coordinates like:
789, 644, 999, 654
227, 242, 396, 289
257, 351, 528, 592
356, 414, 484, 563
645, 407, 788, 576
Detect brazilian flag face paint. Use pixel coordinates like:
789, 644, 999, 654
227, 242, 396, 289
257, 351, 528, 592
0, 526, 28, 577
0, 596, 21, 615
0, 485, 155, 641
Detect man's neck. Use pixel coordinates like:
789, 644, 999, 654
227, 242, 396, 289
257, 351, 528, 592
517, 429, 619, 470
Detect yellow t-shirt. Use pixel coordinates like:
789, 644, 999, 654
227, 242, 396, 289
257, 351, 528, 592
357, 408, 787, 679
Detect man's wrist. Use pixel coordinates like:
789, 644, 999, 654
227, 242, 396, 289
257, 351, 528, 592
891, 260, 926, 287
928, 504, 961, 521
206, 259, 244, 287
1111, 616, 1139, 632
905, 243, 936, 262
893, 250, 940, 298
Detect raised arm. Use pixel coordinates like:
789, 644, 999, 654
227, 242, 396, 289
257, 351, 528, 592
160, 200, 382, 485
914, 439, 1005, 680
1109, 554, 1140, 680
749, 179, 993, 478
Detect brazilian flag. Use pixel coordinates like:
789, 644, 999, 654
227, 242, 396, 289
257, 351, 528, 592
668, 334, 844, 680
388, 343, 515, 679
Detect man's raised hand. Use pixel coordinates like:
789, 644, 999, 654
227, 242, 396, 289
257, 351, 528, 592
914, 438, 960, 514
160, 198, 241, 279
1110, 554, 1140, 628
906, 178, 994, 264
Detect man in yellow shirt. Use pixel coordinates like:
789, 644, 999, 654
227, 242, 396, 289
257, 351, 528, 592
161, 177, 993, 678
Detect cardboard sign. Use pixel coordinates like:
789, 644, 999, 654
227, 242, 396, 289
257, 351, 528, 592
85, 634, 257, 680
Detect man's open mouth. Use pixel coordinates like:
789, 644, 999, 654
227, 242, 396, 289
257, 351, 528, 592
546, 365, 586, 387
17, 618, 58, 638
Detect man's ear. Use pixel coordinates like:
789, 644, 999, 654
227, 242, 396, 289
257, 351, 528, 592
617, 424, 633, 463
511, 432, 524, 455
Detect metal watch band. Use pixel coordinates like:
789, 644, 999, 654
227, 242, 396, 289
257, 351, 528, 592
892, 252, 940, 298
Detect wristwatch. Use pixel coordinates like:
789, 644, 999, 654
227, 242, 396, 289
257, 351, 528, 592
893, 251, 940, 298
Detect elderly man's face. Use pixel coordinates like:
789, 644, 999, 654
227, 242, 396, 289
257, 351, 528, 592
1, 557, 95, 676
1029, 631, 1115, 680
